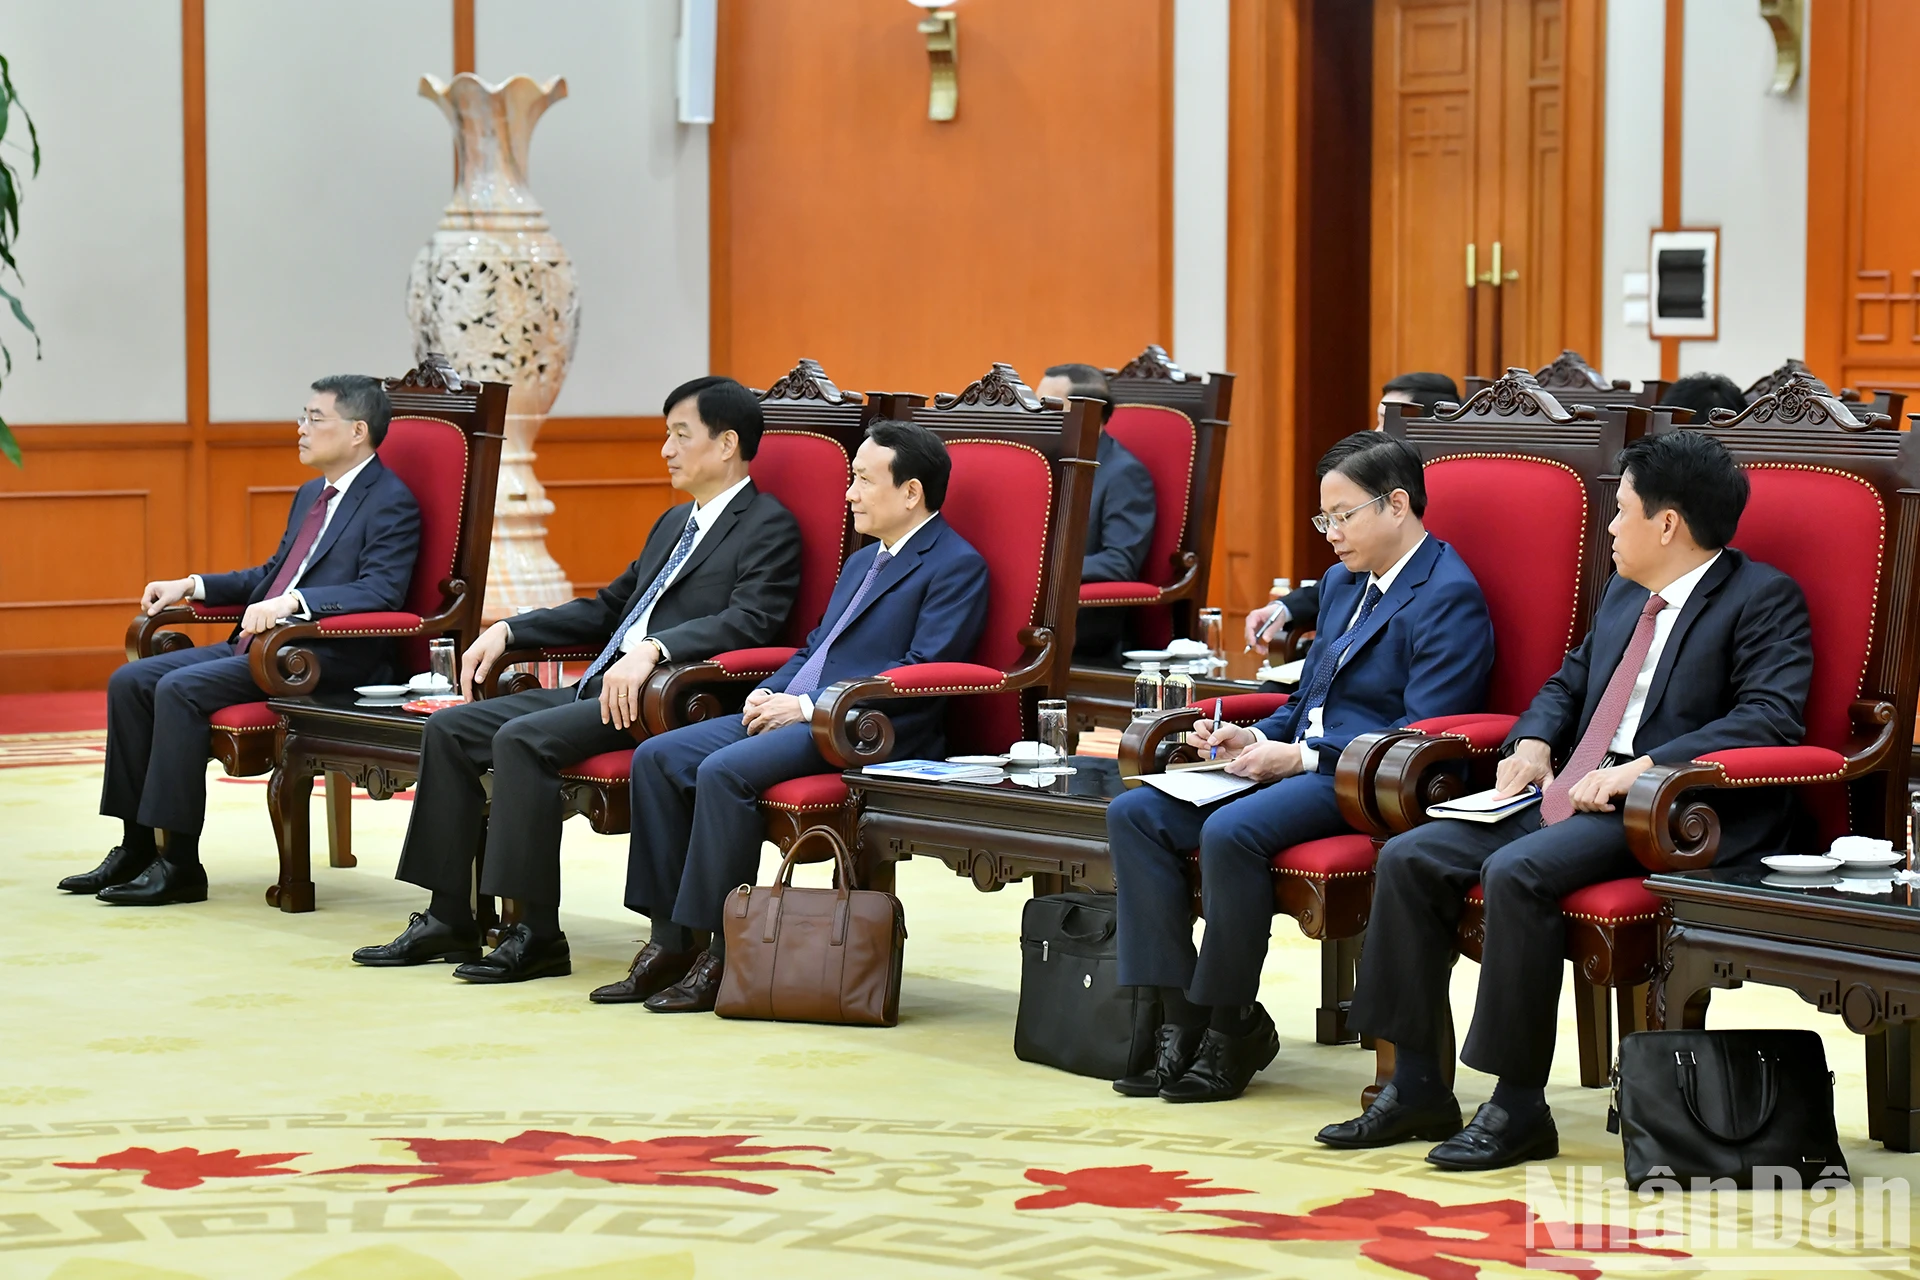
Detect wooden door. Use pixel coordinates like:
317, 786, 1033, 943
1370, 0, 1601, 393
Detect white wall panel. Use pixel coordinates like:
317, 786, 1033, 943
1598, 0, 1664, 386
476, 0, 707, 416
1172, 0, 1228, 377
204, 0, 448, 421
1677, 0, 1808, 383
0, 1, 185, 423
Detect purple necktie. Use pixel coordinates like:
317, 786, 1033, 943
786, 549, 894, 698
1540, 593, 1667, 824
238, 485, 336, 652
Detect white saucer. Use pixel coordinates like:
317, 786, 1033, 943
354, 684, 409, 699
1762, 853, 1841, 874
1831, 850, 1904, 869
1122, 649, 1176, 663
407, 676, 454, 694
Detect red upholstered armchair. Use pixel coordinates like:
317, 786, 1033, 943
1628, 377, 1914, 916
1075, 345, 1233, 648
542, 358, 879, 835
125, 357, 508, 899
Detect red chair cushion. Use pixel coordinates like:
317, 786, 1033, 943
761, 774, 850, 811
879, 663, 1008, 694
1695, 745, 1850, 784
314, 612, 427, 634
1219, 692, 1288, 722
752, 432, 852, 645
1407, 712, 1517, 751
1422, 456, 1586, 716
1078, 580, 1164, 605
710, 647, 799, 677
1464, 877, 1659, 925
1104, 405, 1196, 648
379, 416, 470, 672
187, 604, 244, 621
560, 750, 632, 784
937, 439, 1056, 754
1271, 834, 1376, 878
209, 702, 278, 731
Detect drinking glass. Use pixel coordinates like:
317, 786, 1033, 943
1197, 607, 1226, 674
428, 638, 458, 693
1037, 699, 1070, 762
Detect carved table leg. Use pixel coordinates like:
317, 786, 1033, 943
1868, 1021, 1918, 1152
324, 771, 356, 868
1317, 933, 1362, 1046
266, 745, 318, 913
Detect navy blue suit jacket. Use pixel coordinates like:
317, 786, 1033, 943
764, 513, 990, 760
1507, 548, 1813, 861
198, 457, 422, 687
1256, 536, 1495, 773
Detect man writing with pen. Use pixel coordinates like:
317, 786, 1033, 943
1101, 432, 1495, 1104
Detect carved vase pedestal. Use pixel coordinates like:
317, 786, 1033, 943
408, 72, 579, 622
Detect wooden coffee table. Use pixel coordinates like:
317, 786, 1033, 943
1648, 864, 1920, 1151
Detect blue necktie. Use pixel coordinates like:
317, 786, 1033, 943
785, 549, 894, 698
575, 515, 701, 698
1291, 583, 1384, 742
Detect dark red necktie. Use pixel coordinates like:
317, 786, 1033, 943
237, 485, 337, 653
1539, 592, 1667, 824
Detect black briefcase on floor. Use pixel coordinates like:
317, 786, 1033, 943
1014, 892, 1161, 1080
1611, 1029, 1848, 1189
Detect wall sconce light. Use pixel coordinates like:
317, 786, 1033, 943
1759, 0, 1802, 95
909, 0, 958, 122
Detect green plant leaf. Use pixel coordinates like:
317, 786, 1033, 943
0, 280, 39, 356
0, 417, 21, 468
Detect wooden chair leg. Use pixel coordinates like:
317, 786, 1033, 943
323, 772, 356, 868
474, 814, 501, 946
1363, 1005, 1455, 1109
1573, 976, 1611, 1089
1863, 1023, 1918, 1152
1316, 932, 1362, 1046
1616, 982, 1649, 1040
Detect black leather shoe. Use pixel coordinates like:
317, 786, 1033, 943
353, 911, 483, 967
590, 941, 703, 1004
1158, 1004, 1280, 1103
1315, 1083, 1464, 1149
59, 845, 156, 894
451, 924, 572, 983
96, 859, 208, 906
1425, 1103, 1559, 1171
1113, 1023, 1206, 1097
643, 951, 724, 1013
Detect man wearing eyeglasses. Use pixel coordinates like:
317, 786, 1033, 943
59, 375, 420, 907
1104, 431, 1494, 1104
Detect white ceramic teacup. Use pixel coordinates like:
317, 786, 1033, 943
1007, 740, 1060, 764
1831, 835, 1895, 860
409, 672, 453, 692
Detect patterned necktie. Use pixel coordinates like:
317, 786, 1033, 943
1540, 593, 1668, 824
785, 549, 894, 698
237, 485, 337, 653
575, 515, 702, 697
1290, 583, 1384, 743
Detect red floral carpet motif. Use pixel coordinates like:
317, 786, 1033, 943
56, 1146, 307, 1190
1183, 1188, 1690, 1280
1016, 1164, 1251, 1212
326, 1130, 832, 1194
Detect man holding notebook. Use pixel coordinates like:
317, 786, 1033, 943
1104, 432, 1495, 1104
1320, 429, 1813, 1172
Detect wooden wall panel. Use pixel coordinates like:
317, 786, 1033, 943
712, 0, 1174, 394
1807, 0, 1920, 398
537, 418, 675, 596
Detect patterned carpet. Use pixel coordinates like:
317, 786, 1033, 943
0, 761, 1909, 1279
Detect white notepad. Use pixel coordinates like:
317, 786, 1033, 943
1136, 768, 1258, 806
1427, 785, 1541, 824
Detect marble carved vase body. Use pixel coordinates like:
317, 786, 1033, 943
408, 72, 578, 622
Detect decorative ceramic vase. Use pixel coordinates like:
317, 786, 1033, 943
408, 72, 578, 622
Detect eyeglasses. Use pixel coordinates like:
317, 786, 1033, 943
296, 410, 344, 429
1311, 492, 1388, 534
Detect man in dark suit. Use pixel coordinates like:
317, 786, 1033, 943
1320, 429, 1812, 1170
351, 376, 801, 982
609, 420, 990, 1012
1246, 372, 1462, 653
63, 375, 421, 906
1107, 432, 1495, 1103
1036, 364, 1156, 665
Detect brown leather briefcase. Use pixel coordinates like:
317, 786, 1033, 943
714, 826, 906, 1027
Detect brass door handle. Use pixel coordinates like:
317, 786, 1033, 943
1484, 240, 1519, 286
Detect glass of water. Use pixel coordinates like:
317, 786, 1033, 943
1197, 607, 1226, 672
1036, 698, 1071, 767
428, 637, 458, 694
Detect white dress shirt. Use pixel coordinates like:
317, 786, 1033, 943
1606, 551, 1721, 756
1253, 533, 1429, 770
767, 512, 935, 721
614, 473, 755, 660
191, 453, 376, 619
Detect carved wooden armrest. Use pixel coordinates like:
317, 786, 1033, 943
1280, 621, 1315, 663
1117, 707, 1203, 779
1332, 728, 1428, 836
638, 647, 797, 734
126, 604, 244, 660
484, 645, 603, 699
1339, 714, 1518, 836
807, 627, 1060, 768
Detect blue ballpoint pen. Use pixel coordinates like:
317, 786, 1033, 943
1209, 696, 1223, 760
